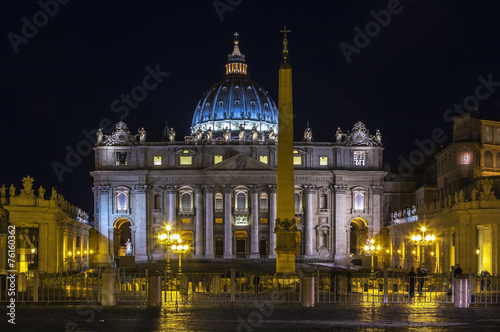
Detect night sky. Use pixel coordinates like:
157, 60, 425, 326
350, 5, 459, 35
2, 0, 500, 215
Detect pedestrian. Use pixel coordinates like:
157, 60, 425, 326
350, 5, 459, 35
417, 267, 427, 295
409, 267, 416, 296
455, 263, 463, 277
448, 266, 454, 295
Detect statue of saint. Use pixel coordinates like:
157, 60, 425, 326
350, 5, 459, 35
336, 127, 343, 143
454, 191, 459, 205
38, 186, 45, 199
304, 127, 312, 142
206, 127, 213, 142
9, 184, 16, 198
196, 128, 203, 143
375, 129, 382, 144
0, 185, 6, 198
471, 187, 478, 201
125, 239, 133, 256
96, 128, 103, 144
138, 127, 146, 143
224, 127, 231, 142
239, 124, 245, 141
459, 190, 464, 202
251, 126, 258, 142
169, 128, 176, 142
268, 127, 275, 142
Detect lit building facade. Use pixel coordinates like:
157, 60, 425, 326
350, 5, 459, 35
0, 176, 90, 274
91, 37, 386, 267
388, 112, 500, 274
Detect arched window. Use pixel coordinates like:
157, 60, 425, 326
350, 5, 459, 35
116, 187, 130, 213
181, 192, 192, 212
294, 193, 301, 211
236, 192, 246, 210
485, 151, 493, 168
259, 193, 268, 212
215, 193, 223, 211
354, 193, 364, 212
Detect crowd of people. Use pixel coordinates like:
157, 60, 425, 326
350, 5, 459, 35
408, 263, 463, 296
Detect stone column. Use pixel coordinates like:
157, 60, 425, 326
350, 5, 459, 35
224, 186, 233, 259
483, 225, 492, 273
371, 185, 383, 237
477, 225, 484, 273
195, 186, 204, 258
133, 185, 148, 262
38, 223, 47, 272
250, 186, 259, 258
165, 185, 177, 226
332, 184, 347, 262
204, 186, 214, 258
304, 185, 317, 257
97, 185, 111, 267
268, 185, 277, 258
130, 225, 137, 257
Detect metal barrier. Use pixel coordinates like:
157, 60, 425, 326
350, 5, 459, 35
469, 273, 500, 305
115, 268, 148, 305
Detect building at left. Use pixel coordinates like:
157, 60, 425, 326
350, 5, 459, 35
0, 176, 91, 275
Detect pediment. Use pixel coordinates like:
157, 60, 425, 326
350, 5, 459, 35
204, 153, 276, 171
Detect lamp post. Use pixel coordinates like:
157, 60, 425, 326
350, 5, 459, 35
411, 226, 435, 268
364, 238, 381, 273
171, 243, 190, 274
157, 224, 181, 275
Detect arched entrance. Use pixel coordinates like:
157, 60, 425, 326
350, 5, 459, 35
350, 218, 368, 256
114, 218, 131, 257
234, 231, 247, 258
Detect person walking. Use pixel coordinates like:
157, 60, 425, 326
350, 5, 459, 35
448, 266, 455, 295
417, 267, 427, 295
455, 263, 463, 277
409, 267, 416, 296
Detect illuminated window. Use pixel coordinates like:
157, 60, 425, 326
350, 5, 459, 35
215, 218, 223, 224
259, 155, 268, 164
180, 156, 192, 165
294, 193, 301, 211
181, 192, 192, 211
183, 150, 189, 154
353, 151, 365, 166
259, 193, 268, 211
154, 156, 162, 165
354, 192, 364, 211
214, 193, 223, 210
236, 192, 246, 210
214, 155, 223, 164
182, 218, 191, 224
115, 152, 128, 166
116, 187, 129, 212
260, 218, 268, 224
293, 156, 302, 165
319, 156, 328, 166
460, 153, 469, 164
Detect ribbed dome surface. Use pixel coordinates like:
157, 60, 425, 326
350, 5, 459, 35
190, 37, 278, 134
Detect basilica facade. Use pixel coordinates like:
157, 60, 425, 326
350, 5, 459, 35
91, 36, 386, 267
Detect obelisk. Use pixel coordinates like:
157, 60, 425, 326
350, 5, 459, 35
275, 26, 296, 273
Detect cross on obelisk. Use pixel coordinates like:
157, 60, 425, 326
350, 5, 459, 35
280, 26, 291, 61
234, 32, 239, 39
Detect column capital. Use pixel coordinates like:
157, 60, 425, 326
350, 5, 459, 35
164, 185, 178, 194
133, 184, 148, 194
304, 184, 317, 194
203, 185, 214, 194
194, 186, 203, 194
268, 184, 277, 194
223, 185, 233, 193
250, 185, 260, 194
98, 185, 111, 194
331, 184, 347, 194
371, 185, 384, 195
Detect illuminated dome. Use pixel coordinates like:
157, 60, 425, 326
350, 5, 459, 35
191, 35, 278, 135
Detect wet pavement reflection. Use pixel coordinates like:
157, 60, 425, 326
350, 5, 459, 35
6, 303, 500, 331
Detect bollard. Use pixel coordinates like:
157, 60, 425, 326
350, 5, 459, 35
453, 276, 469, 308
301, 276, 315, 307
148, 275, 162, 307
101, 269, 117, 307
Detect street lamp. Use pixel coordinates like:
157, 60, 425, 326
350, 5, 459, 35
411, 226, 435, 268
157, 224, 181, 274
364, 238, 381, 273
171, 242, 190, 274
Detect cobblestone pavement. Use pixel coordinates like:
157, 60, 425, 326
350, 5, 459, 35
3, 303, 500, 331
